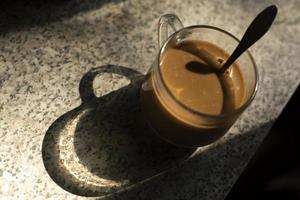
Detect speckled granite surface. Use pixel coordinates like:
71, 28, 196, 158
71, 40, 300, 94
1, 0, 300, 199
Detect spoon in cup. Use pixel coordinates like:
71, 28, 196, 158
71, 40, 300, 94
196, 5, 278, 73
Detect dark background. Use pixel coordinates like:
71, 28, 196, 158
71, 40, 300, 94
226, 85, 300, 200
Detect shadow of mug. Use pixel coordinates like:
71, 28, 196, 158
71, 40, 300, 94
42, 65, 195, 197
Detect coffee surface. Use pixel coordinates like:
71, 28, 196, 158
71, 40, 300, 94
160, 40, 245, 115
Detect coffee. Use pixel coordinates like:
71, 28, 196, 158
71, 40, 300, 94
141, 40, 246, 147
161, 40, 245, 115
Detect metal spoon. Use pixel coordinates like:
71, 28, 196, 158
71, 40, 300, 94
197, 5, 278, 72
219, 5, 277, 73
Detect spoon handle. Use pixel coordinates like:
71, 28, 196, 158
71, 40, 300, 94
221, 5, 277, 73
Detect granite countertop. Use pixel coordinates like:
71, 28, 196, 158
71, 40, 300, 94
1, 0, 300, 199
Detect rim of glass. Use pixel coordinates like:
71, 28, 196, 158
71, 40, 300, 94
157, 25, 259, 119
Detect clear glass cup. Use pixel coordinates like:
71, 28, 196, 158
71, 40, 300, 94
140, 14, 258, 148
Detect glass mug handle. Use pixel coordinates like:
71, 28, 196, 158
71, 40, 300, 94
158, 14, 184, 48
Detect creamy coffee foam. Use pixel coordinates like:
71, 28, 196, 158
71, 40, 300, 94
160, 40, 245, 115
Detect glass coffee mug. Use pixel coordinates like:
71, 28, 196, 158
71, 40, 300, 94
140, 14, 258, 147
